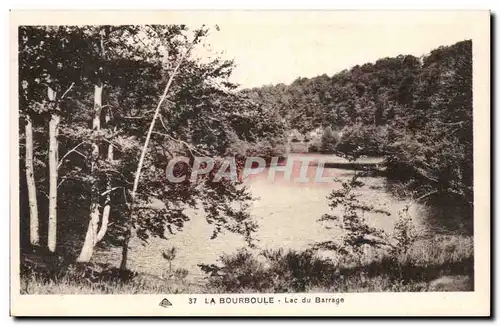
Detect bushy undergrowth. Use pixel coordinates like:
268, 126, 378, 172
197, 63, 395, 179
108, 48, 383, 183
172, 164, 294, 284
199, 234, 473, 293
199, 248, 332, 293
20, 247, 198, 294
21, 233, 473, 294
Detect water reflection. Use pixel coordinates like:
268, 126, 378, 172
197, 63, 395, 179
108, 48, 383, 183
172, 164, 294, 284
246, 154, 472, 237
384, 179, 473, 236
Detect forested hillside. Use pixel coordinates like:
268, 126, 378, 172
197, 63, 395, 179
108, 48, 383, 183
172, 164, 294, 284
242, 40, 473, 206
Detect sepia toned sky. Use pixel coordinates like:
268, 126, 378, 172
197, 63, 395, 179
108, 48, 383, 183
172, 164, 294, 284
192, 11, 479, 89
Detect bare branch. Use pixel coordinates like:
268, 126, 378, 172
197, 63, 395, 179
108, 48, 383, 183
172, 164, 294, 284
209, 79, 258, 107
57, 177, 68, 189
415, 190, 438, 202
405, 190, 439, 209
57, 141, 87, 170
122, 108, 157, 119
101, 186, 122, 197
60, 82, 75, 100
122, 187, 129, 207
73, 150, 86, 158
436, 120, 465, 126
40, 190, 50, 200
158, 114, 169, 133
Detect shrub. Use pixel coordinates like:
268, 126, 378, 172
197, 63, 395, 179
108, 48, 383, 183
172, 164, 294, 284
308, 141, 320, 153
315, 174, 393, 261
199, 248, 333, 293
336, 124, 388, 158
320, 126, 339, 153
199, 248, 270, 292
390, 208, 418, 256
161, 246, 177, 278
173, 268, 189, 280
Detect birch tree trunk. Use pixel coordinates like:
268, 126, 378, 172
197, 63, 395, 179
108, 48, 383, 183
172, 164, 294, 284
120, 41, 195, 271
77, 83, 103, 262
77, 28, 112, 263
47, 111, 60, 252
25, 114, 39, 246
97, 123, 114, 242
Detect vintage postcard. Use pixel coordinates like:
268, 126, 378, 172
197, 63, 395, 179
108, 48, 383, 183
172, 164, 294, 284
10, 10, 490, 317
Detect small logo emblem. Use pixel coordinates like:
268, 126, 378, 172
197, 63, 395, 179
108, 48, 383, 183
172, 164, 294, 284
159, 298, 172, 308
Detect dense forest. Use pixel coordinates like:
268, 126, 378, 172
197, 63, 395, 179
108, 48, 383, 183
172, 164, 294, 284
17, 25, 473, 294
243, 40, 473, 207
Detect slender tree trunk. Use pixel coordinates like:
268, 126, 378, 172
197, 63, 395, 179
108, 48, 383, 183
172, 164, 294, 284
25, 114, 39, 246
119, 226, 131, 271
120, 42, 194, 271
97, 133, 113, 242
47, 111, 60, 252
77, 83, 103, 262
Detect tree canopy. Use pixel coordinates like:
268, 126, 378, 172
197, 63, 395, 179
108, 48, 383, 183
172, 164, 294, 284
18, 25, 285, 266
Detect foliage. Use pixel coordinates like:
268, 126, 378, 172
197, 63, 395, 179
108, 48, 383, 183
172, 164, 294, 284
335, 124, 389, 158
319, 126, 338, 154
199, 248, 332, 293
390, 208, 418, 256
384, 41, 473, 206
245, 40, 473, 209
18, 25, 285, 264
315, 174, 393, 260
243, 54, 422, 134
198, 232, 473, 293
308, 142, 320, 153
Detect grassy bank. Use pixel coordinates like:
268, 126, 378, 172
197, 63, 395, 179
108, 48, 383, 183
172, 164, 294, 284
20, 273, 204, 295
20, 234, 473, 294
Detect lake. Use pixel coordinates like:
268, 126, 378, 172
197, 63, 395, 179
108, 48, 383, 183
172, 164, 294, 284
123, 154, 472, 279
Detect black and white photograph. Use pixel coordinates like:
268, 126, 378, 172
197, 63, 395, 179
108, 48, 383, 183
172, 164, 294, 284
10, 10, 490, 316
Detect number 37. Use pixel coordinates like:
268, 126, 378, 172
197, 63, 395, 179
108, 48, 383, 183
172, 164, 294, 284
189, 298, 197, 304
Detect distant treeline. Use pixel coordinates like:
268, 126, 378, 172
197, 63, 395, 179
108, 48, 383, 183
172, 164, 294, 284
242, 40, 473, 206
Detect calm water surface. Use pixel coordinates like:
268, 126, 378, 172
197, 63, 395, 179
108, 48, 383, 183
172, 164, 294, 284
126, 154, 471, 278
